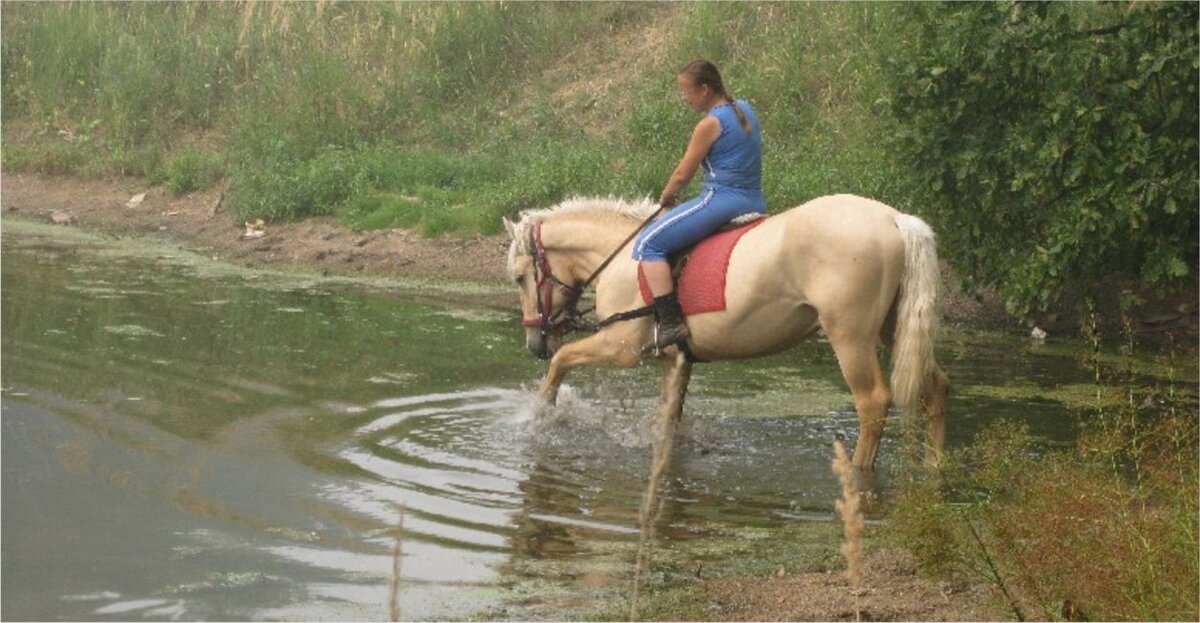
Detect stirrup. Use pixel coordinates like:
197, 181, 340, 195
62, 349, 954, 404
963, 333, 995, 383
640, 324, 690, 356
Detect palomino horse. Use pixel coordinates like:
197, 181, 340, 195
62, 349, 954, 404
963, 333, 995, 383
503, 194, 948, 470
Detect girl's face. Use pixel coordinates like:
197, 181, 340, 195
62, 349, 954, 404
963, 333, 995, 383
676, 74, 712, 113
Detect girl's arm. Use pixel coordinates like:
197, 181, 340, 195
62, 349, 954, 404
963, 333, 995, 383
659, 115, 720, 207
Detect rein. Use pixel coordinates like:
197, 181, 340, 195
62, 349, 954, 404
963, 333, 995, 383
521, 205, 665, 339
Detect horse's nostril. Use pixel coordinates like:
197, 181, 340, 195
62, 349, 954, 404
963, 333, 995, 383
528, 343, 548, 359
527, 341, 554, 360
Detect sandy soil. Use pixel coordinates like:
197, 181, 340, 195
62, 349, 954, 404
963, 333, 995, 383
702, 548, 1005, 622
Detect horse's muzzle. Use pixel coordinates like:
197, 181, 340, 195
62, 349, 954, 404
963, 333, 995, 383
528, 344, 553, 360
526, 331, 558, 360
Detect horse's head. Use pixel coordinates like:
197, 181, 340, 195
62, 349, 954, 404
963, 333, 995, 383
503, 197, 659, 360
503, 216, 578, 360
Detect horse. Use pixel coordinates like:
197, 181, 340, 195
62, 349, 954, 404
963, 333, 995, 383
502, 194, 949, 471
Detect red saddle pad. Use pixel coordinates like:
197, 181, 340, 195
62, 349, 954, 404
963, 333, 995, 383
637, 218, 765, 316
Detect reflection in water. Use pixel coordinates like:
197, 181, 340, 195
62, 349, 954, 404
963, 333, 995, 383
630, 405, 677, 621
389, 503, 404, 623
630, 353, 691, 620
5, 222, 1183, 621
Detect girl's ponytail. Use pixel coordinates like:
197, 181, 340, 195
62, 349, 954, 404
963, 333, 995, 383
679, 59, 752, 135
730, 100, 751, 135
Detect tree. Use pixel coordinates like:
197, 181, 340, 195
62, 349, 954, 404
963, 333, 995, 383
886, 1, 1198, 319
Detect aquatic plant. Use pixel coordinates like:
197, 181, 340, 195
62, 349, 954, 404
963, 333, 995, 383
389, 503, 405, 623
831, 439, 864, 622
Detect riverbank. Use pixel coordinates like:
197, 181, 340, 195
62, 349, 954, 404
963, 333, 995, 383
1, 172, 512, 286
3, 172, 1019, 327
5, 1, 1194, 353
8, 172, 1198, 346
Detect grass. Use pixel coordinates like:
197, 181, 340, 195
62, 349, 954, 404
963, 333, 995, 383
886, 308, 1199, 621
2, 2, 906, 231
156, 146, 225, 195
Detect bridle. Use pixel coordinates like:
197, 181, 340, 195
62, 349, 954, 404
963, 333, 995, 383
520, 221, 585, 339
519, 206, 665, 343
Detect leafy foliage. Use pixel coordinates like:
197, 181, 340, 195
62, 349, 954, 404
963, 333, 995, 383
885, 2, 1198, 318
160, 146, 224, 195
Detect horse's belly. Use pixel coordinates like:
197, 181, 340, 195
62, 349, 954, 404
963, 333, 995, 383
688, 302, 820, 360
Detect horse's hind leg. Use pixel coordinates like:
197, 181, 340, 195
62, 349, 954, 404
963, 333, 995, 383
826, 329, 891, 471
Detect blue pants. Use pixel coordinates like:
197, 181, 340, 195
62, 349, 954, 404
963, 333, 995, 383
632, 186, 766, 262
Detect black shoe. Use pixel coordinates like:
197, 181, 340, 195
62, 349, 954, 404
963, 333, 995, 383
641, 292, 691, 355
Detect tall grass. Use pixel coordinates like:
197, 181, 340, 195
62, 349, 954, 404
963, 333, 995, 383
3, 2, 906, 234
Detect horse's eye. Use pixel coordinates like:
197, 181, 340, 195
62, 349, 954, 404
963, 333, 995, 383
515, 275, 526, 286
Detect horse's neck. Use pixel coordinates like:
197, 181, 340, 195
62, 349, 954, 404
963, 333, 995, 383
545, 215, 639, 281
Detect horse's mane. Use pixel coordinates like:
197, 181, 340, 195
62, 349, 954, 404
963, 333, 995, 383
506, 195, 658, 271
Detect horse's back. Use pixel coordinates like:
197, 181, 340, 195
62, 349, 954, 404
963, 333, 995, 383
733, 193, 905, 269
787, 194, 902, 238
694, 194, 906, 350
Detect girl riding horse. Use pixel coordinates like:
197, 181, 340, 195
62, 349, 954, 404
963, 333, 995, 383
636, 60, 766, 354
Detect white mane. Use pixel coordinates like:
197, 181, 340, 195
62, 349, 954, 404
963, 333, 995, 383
505, 195, 658, 273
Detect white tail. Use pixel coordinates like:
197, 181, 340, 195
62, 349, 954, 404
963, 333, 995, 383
890, 214, 940, 417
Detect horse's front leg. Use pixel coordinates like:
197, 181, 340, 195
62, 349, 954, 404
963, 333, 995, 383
539, 330, 640, 404
631, 351, 692, 621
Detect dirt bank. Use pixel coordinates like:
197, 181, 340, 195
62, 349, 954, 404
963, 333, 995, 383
701, 548, 1004, 622
1, 172, 512, 285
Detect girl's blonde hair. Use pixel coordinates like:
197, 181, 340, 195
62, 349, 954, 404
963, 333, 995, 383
679, 59, 751, 135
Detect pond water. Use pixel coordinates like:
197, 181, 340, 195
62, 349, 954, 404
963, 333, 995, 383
2, 221, 1189, 621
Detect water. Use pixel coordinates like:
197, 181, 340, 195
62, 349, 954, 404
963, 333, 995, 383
2, 221, 1188, 621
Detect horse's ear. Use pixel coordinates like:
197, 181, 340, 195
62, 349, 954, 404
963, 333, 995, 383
502, 216, 517, 239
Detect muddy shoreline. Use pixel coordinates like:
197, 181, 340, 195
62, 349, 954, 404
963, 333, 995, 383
3, 172, 1194, 346
1, 172, 512, 286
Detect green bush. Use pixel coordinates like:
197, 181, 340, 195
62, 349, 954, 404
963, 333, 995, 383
884, 2, 1199, 319
892, 416, 1198, 621
162, 147, 223, 195
227, 142, 359, 222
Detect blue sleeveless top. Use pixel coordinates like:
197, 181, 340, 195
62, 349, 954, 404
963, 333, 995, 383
702, 99, 762, 191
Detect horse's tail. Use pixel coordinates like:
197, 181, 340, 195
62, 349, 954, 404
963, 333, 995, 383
890, 213, 940, 417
